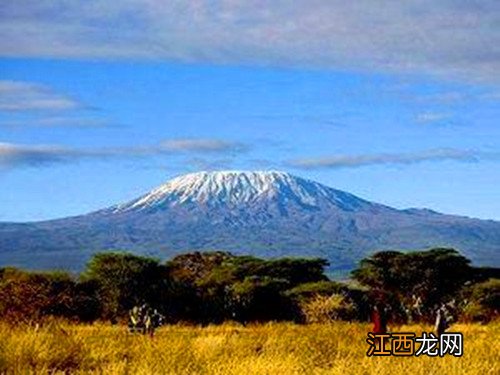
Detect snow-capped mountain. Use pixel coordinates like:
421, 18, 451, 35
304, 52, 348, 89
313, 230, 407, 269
0, 171, 499, 273
110, 171, 371, 213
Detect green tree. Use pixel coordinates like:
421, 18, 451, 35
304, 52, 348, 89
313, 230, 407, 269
352, 248, 474, 321
82, 252, 168, 320
228, 276, 294, 323
231, 257, 329, 287
166, 251, 330, 323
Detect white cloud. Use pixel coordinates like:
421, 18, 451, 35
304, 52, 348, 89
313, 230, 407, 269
287, 148, 499, 170
1, 1, 499, 82
415, 112, 452, 124
0, 142, 82, 167
160, 139, 248, 153
0, 138, 249, 169
0, 116, 111, 128
0, 81, 81, 111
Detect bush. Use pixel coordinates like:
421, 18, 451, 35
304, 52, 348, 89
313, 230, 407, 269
0, 268, 78, 323
461, 279, 500, 323
299, 294, 357, 323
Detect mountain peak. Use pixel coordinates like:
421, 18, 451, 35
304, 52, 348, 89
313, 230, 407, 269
3, 171, 500, 272
112, 170, 368, 213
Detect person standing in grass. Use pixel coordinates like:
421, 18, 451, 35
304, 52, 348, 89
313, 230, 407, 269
435, 304, 452, 336
371, 304, 388, 334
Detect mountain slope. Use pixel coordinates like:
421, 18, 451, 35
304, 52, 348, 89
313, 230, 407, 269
0, 171, 499, 272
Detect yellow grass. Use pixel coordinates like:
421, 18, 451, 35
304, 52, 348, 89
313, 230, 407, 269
0, 321, 498, 374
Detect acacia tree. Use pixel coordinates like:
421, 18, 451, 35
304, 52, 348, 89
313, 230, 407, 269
166, 251, 330, 323
82, 252, 169, 320
352, 248, 475, 321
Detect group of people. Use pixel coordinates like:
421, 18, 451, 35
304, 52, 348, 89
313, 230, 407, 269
129, 299, 454, 337
371, 300, 455, 336
128, 303, 164, 336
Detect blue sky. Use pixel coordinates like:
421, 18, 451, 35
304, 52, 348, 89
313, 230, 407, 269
0, 1, 499, 221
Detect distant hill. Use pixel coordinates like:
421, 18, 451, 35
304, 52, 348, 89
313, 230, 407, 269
0, 171, 499, 272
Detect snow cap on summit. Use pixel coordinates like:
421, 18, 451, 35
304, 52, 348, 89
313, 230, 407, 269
113, 170, 368, 212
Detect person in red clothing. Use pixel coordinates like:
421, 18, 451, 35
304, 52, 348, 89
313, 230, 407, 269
371, 304, 388, 334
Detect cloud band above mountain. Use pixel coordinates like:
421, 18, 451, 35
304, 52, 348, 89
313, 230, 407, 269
287, 149, 500, 170
1, 1, 499, 82
0, 139, 249, 169
160, 139, 248, 153
2, 141, 499, 171
0, 143, 81, 167
0, 81, 81, 112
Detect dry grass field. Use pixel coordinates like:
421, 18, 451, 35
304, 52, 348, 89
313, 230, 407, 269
0, 321, 498, 374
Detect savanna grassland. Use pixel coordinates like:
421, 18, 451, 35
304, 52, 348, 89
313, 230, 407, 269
0, 321, 498, 375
